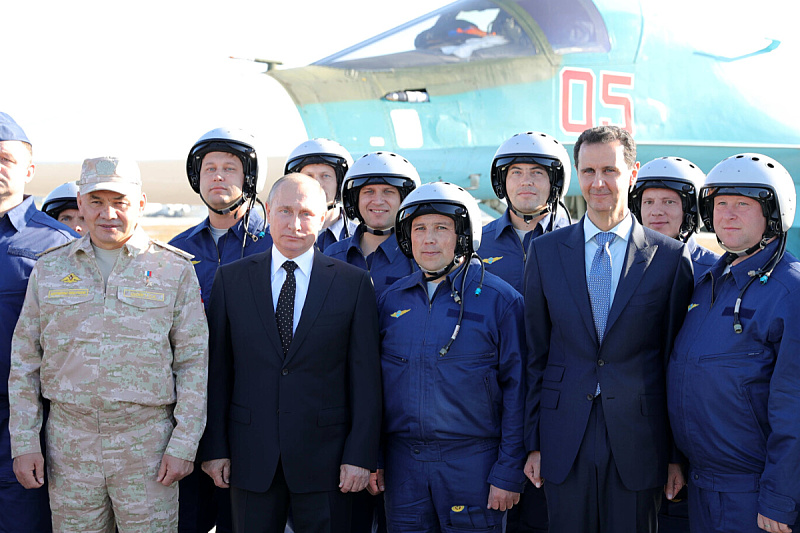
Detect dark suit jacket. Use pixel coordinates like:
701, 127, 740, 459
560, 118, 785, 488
200, 248, 382, 494
524, 217, 693, 491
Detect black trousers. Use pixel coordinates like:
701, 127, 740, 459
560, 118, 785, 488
178, 466, 233, 533
544, 399, 661, 533
505, 480, 549, 533
230, 461, 352, 533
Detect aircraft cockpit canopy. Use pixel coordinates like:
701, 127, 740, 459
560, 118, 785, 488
314, 0, 611, 70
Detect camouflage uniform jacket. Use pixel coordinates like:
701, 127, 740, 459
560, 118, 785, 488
8, 226, 208, 461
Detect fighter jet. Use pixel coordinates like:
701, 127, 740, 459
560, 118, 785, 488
267, 0, 800, 251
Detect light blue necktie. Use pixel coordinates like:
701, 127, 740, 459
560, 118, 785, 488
588, 232, 615, 397
588, 232, 615, 343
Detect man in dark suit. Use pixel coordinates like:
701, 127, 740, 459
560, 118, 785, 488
523, 126, 694, 532
200, 173, 382, 533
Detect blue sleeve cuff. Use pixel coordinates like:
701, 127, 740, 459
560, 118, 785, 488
758, 487, 798, 526
488, 462, 526, 493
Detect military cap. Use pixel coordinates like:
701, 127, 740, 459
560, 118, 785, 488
79, 157, 142, 196
0, 112, 31, 144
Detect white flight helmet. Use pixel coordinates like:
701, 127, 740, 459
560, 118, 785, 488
186, 127, 265, 214
630, 157, 706, 241
699, 153, 795, 238
700, 153, 795, 333
342, 152, 421, 224
42, 180, 80, 219
285, 138, 354, 204
490, 131, 571, 222
396, 182, 482, 260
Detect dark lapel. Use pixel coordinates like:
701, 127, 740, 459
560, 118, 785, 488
558, 219, 597, 343
605, 219, 657, 335
284, 250, 337, 365
248, 250, 284, 361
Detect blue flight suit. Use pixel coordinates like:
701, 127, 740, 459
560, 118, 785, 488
687, 236, 719, 283
479, 208, 569, 533
316, 213, 358, 253
668, 240, 800, 532
479, 209, 570, 294
325, 226, 417, 299
1, 196, 77, 533
378, 259, 527, 532
169, 211, 271, 312
168, 210, 270, 533
659, 237, 718, 533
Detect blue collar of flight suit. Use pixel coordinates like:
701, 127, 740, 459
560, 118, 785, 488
700, 238, 783, 291
4, 196, 37, 232
344, 224, 407, 264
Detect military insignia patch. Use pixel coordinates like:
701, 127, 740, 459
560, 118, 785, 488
482, 256, 503, 265
390, 309, 410, 318
61, 273, 81, 283
191, 260, 201, 265
451, 506, 465, 512
688, 303, 699, 312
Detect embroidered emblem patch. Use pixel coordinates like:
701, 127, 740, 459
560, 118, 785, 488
482, 256, 503, 265
61, 273, 81, 283
390, 309, 410, 318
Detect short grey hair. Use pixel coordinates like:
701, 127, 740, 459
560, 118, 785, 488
267, 173, 327, 212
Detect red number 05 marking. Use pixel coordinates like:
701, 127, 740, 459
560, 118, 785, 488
560, 68, 634, 135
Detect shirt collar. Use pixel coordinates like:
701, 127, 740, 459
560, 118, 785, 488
4, 195, 36, 232
190, 209, 266, 240
322, 211, 347, 240
271, 245, 315, 279
347, 225, 405, 262
583, 212, 633, 244
496, 209, 552, 238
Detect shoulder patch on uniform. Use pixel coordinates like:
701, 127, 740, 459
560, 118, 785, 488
390, 309, 411, 318
482, 256, 503, 265
38, 240, 74, 257
61, 273, 81, 283
151, 239, 195, 261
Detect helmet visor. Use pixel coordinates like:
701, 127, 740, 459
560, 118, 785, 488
287, 154, 347, 172
700, 186, 773, 202
494, 155, 563, 173
635, 178, 695, 195
346, 176, 413, 190
397, 201, 466, 222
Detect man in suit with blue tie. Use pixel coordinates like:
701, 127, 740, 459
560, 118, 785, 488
200, 173, 382, 533
523, 126, 694, 532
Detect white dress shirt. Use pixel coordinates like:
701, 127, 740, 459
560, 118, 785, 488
271, 246, 315, 334
583, 212, 633, 304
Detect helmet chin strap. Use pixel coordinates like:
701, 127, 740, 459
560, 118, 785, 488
201, 193, 246, 216
327, 201, 338, 211
718, 235, 769, 260
362, 225, 394, 236
422, 256, 462, 282
509, 202, 550, 224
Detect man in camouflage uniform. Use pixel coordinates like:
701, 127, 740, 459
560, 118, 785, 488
8, 156, 208, 532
